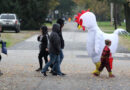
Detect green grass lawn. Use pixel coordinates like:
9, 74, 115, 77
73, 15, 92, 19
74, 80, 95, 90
0, 20, 57, 48
1, 31, 38, 47
98, 21, 130, 50
98, 21, 126, 33
44, 20, 56, 28
119, 35, 130, 50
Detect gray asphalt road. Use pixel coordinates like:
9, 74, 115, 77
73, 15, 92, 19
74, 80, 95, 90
0, 22, 130, 90
8, 22, 130, 53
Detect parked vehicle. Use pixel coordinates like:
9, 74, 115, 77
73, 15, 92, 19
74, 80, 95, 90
45, 17, 52, 24
0, 13, 21, 33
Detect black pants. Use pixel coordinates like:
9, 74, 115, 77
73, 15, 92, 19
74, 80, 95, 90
99, 61, 111, 72
38, 50, 48, 69
0, 55, 1, 61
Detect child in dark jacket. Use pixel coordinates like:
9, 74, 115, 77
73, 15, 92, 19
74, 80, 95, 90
93, 39, 115, 77
36, 25, 49, 71
0, 34, 3, 61
41, 24, 61, 76
0, 53, 1, 74
0, 41, 2, 61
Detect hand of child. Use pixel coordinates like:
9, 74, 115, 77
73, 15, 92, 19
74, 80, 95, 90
48, 57, 50, 61
46, 48, 48, 51
37, 35, 40, 41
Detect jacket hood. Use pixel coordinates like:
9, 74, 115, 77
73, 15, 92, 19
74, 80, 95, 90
52, 24, 60, 33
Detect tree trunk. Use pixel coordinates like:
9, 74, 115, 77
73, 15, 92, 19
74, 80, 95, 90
110, 3, 114, 25
116, 4, 121, 26
114, 3, 117, 29
124, 2, 130, 32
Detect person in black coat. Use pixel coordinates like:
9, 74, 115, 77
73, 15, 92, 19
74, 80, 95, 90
0, 34, 3, 61
41, 24, 61, 76
57, 18, 65, 49
0, 34, 3, 75
36, 26, 49, 71
51, 18, 66, 75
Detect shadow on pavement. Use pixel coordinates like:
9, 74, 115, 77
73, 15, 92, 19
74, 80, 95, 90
0, 70, 3, 76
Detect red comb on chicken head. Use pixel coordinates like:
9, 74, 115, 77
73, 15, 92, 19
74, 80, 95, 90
75, 9, 90, 31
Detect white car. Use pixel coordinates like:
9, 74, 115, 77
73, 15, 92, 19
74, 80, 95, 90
0, 13, 21, 33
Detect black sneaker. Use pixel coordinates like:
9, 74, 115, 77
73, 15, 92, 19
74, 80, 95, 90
61, 73, 66, 76
50, 70, 56, 74
41, 72, 47, 76
52, 72, 57, 76
49, 70, 53, 73
36, 68, 42, 72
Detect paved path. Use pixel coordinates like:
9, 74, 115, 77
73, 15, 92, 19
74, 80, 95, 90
0, 22, 130, 90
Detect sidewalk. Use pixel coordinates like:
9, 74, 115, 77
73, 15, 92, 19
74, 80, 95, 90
0, 50, 130, 90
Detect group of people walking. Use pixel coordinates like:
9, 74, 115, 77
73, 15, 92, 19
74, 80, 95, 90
36, 18, 115, 78
36, 18, 66, 76
0, 18, 115, 78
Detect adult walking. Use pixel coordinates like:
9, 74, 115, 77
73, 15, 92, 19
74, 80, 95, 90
41, 24, 61, 76
52, 18, 66, 75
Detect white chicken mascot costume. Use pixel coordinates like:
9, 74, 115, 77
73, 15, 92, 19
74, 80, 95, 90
75, 10, 126, 73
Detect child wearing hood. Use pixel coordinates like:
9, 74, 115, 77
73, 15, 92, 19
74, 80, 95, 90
36, 25, 49, 71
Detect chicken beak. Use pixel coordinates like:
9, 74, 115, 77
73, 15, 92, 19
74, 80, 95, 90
78, 24, 82, 29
